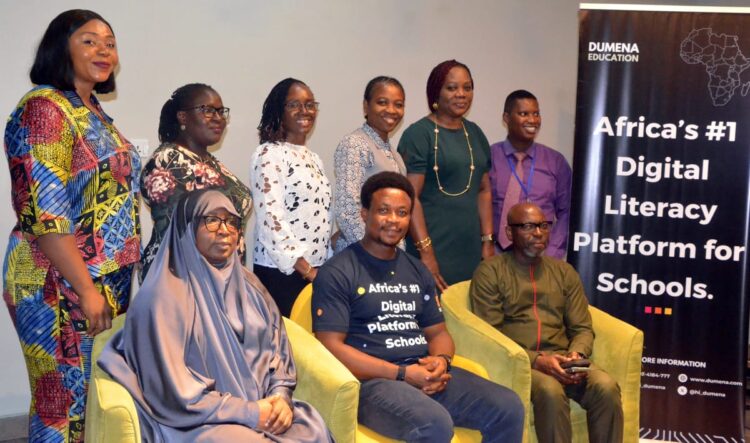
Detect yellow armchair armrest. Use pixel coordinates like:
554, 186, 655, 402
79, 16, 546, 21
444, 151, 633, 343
589, 307, 643, 443
284, 318, 360, 443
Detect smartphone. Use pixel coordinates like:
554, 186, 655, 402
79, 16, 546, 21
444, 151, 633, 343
560, 358, 591, 369
565, 366, 591, 374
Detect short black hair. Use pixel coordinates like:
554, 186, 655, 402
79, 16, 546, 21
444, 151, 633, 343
30, 9, 116, 94
503, 89, 537, 114
361, 172, 415, 210
364, 76, 404, 102
158, 83, 215, 142
258, 78, 307, 144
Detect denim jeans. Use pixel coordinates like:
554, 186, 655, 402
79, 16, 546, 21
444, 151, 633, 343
358, 367, 525, 443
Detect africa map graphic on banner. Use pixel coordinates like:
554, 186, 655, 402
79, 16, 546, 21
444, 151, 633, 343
680, 28, 750, 106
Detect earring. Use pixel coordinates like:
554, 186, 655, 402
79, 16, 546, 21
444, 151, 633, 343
180, 124, 186, 131
432, 102, 438, 111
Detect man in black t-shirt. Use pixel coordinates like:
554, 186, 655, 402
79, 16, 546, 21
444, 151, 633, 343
313, 172, 524, 443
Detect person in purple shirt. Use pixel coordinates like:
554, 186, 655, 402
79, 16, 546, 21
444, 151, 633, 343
490, 90, 572, 259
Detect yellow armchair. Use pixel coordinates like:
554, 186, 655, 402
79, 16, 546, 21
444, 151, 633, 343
85, 315, 139, 443
85, 315, 361, 443
291, 283, 484, 443
440, 281, 643, 443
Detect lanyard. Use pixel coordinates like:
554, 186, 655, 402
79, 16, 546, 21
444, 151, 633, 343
506, 150, 536, 201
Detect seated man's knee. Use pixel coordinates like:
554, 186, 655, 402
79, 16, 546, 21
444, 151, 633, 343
588, 373, 622, 407
533, 373, 567, 405
490, 387, 525, 425
411, 406, 454, 442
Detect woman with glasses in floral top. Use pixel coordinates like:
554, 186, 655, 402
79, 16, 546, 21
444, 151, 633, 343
251, 78, 332, 317
140, 83, 251, 280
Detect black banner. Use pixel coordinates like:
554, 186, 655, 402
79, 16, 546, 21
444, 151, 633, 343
571, 5, 750, 441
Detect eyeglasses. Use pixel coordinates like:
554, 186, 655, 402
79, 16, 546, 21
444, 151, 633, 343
185, 105, 231, 119
285, 101, 319, 112
509, 221, 553, 232
201, 215, 241, 233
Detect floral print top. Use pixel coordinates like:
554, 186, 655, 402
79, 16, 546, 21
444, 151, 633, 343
140, 142, 251, 278
250, 141, 332, 274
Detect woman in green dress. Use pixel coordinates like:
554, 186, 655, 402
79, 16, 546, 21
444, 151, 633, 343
397, 60, 495, 290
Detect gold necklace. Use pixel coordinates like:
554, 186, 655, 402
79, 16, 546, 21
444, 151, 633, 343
433, 119, 475, 197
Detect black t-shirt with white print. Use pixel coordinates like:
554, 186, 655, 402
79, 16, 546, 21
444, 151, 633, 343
312, 242, 444, 365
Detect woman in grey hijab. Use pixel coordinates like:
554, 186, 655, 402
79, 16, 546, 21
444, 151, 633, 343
98, 189, 332, 442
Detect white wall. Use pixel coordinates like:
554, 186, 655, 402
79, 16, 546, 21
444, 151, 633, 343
0, 0, 730, 417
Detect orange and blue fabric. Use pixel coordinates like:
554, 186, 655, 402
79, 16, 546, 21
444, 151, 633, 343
3, 85, 141, 443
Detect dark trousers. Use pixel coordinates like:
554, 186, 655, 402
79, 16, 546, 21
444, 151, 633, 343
253, 264, 308, 317
358, 367, 525, 443
531, 364, 623, 443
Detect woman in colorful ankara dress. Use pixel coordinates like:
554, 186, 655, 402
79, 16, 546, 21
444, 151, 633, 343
3, 10, 140, 443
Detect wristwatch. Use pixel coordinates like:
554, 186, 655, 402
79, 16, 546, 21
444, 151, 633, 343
480, 233, 494, 243
396, 365, 407, 381
437, 354, 453, 372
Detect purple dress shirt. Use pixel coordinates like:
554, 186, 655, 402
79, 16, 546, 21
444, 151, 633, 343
489, 140, 572, 258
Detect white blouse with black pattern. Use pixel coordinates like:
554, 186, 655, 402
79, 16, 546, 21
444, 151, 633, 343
250, 141, 333, 274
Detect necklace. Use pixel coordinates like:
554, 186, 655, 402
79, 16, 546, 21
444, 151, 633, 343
433, 119, 475, 197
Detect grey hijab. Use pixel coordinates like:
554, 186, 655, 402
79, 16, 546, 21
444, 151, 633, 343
99, 189, 331, 442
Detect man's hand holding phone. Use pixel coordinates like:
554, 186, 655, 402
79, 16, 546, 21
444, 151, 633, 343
561, 358, 591, 374
533, 354, 589, 385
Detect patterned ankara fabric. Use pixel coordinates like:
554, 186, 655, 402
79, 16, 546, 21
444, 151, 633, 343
3, 86, 140, 443
140, 142, 251, 279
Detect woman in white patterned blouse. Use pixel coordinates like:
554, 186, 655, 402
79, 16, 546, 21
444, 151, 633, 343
333, 76, 407, 254
250, 78, 332, 316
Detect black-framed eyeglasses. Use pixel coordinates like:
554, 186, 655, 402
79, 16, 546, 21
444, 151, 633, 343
509, 221, 553, 232
185, 105, 231, 119
284, 101, 319, 112
201, 215, 241, 233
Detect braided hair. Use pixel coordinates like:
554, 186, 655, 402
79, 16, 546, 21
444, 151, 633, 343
258, 78, 307, 144
425, 60, 473, 113
158, 83, 214, 143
